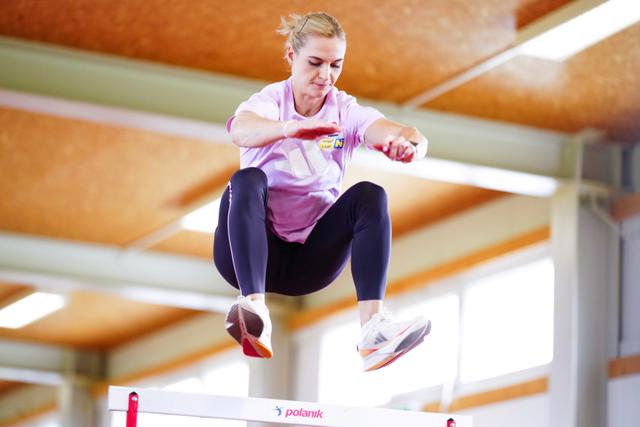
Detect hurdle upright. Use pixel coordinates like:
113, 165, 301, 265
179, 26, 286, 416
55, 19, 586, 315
109, 386, 471, 426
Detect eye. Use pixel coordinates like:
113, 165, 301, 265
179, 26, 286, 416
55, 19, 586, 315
331, 63, 342, 69
308, 61, 321, 67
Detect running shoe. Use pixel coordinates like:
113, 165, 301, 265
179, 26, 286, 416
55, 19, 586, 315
357, 310, 431, 372
225, 296, 273, 358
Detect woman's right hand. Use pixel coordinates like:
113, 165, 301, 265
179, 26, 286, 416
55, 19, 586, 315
282, 119, 341, 140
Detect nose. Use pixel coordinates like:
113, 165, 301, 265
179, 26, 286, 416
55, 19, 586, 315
319, 63, 331, 81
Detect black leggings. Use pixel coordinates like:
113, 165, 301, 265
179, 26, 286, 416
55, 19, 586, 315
213, 168, 391, 301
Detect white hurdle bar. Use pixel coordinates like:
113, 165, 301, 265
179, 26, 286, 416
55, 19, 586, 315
108, 386, 472, 426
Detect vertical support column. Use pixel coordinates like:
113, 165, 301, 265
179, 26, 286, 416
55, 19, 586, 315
620, 214, 640, 355
58, 378, 96, 427
619, 146, 640, 355
247, 313, 292, 427
549, 185, 614, 427
58, 349, 105, 427
630, 145, 640, 191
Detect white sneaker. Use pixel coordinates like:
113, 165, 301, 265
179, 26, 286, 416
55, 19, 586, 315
357, 310, 431, 372
225, 296, 273, 358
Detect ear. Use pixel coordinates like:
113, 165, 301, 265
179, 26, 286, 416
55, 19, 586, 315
286, 45, 295, 66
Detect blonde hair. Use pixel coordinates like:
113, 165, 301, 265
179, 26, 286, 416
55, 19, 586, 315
277, 12, 345, 57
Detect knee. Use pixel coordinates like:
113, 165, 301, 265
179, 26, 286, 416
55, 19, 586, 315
230, 167, 268, 197
351, 181, 389, 218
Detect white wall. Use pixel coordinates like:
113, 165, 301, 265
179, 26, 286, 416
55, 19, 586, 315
460, 395, 548, 427
453, 374, 640, 427
608, 374, 640, 427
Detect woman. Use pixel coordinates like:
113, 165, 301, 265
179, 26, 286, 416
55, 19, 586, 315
214, 12, 430, 372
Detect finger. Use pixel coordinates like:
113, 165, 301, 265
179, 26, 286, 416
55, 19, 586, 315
389, 143, 400, 160
397, 143, 408, 159
313, 120, 340, 129
401, 143, 414, 160
373, 140, 390, 153
402, 148, 415, 162
313, 123, 341, 136
390, 137, 406, 160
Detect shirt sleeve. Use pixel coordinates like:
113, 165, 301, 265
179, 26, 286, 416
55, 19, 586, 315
340, 93, 385, 148
225, 87, 281, 133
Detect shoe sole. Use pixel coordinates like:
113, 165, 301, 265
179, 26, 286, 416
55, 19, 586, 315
364, 320, 431, 372
226, 304, 273, 358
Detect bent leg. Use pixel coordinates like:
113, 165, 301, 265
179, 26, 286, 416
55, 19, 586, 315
213, 167, 271, 296
275, 181, 391, 302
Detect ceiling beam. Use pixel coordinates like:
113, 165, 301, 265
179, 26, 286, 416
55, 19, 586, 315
0, 232, 237, 312
0, 36, 259, 125
0, 383, 57, 423
0, 339, 69, 383
0, 36, 619, 192
0, 38, 567, 174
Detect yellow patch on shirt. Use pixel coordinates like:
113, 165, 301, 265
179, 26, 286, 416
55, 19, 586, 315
318, 134, 345, 151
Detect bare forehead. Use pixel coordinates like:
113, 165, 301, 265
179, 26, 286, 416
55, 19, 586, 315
299, 36, 346, 60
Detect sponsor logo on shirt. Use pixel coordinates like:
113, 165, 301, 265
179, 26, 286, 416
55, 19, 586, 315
318, 134, 345, 151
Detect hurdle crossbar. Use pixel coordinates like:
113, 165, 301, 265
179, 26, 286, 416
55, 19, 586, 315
108, 386, 471, 426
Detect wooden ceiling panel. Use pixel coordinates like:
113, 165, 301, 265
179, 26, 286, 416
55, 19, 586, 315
0, 1, 570, 102
0, 282, 30, 304
2, 1, 637, 140
0, 381, 22, 396
0, 290, 199, 349
0, 107, 239, 247
427, 23, 640, 143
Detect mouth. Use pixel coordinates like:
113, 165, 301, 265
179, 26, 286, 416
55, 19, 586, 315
313, 82, 329, 89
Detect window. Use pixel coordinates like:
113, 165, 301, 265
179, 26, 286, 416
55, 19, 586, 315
317, 252, 555, 405
459, 258, 554, 383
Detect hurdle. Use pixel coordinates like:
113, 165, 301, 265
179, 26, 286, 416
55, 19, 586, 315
109, 386, 471, 426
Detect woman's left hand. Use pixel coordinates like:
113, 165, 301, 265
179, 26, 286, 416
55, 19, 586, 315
373, 136, 418, 163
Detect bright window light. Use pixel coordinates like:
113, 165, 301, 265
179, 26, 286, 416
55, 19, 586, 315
520, 0, 640, 61
180, 198, 222, 233
164, 377, 203, 393
0, 292, 66, 329
110, 361, 248, 427
354, 151, 558, 197
318, 294, 459, 407
203, 361, 249, 397
460, 258, 555, 383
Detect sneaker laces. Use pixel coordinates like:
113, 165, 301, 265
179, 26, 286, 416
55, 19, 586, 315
360, 309, 394, 343
366, 309, 393, 327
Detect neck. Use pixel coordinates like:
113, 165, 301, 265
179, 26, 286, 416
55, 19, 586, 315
292, 82, 326, 117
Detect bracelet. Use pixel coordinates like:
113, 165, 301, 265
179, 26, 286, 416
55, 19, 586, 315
408, 139, 428, 159
282, 120, 294, 138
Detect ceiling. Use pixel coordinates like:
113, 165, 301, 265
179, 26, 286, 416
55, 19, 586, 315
1, 0, 638, 141
0, 0, 637, 394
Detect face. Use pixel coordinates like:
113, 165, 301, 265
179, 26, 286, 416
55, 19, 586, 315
287, 35, 346, 100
